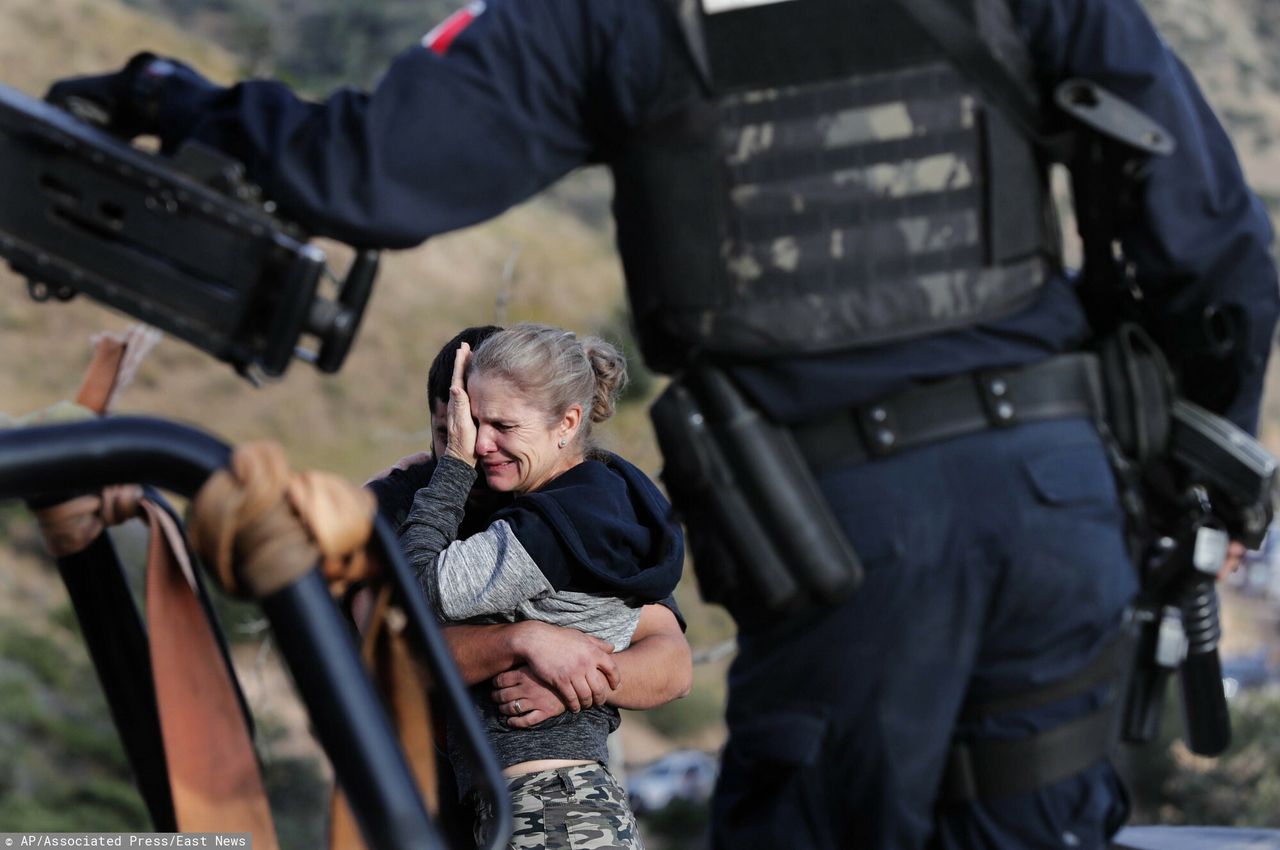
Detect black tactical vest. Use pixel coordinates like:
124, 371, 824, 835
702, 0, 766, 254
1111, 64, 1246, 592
612, 0, 1061, 373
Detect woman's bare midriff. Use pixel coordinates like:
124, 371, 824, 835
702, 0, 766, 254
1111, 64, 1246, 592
503, 758, 595, 778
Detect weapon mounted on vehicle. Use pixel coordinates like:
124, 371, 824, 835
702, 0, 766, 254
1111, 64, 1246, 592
0, 83, 378, 381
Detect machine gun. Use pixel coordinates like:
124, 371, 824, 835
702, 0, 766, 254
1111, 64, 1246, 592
0, 82, 518, 846
1121, 399, 1277, 756
0, 83, 378, 381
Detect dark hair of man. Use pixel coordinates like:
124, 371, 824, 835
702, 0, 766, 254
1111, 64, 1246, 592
427, 325, 503, 407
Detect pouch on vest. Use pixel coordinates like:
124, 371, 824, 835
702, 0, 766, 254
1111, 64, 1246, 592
650, 366, 863, 610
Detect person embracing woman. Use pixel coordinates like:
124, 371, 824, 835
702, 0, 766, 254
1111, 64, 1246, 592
398, 322, 684, 850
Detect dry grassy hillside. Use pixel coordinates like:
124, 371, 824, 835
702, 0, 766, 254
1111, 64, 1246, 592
3, 0, 1278, 468
1141, 0, 1280, 199
0, 1, 691, 831
0, 0, 236, 94
3, 0, 1280, 834
0, 0, 644, 482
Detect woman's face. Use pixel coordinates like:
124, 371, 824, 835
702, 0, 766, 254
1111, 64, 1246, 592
468, 372, 578, 493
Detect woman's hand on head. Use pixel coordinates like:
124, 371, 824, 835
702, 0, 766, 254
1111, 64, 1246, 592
445, 342, 477, 465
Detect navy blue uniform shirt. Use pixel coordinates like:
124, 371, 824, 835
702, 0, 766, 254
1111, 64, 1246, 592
149, 0, 1277, 430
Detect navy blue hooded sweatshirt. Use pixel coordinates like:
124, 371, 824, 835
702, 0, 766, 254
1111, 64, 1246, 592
492, 452, 684, 601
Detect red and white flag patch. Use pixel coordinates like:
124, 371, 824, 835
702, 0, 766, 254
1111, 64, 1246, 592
422, 1, 487, 55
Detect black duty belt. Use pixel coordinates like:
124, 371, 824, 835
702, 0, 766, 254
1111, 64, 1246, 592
792, 353, 1105, 468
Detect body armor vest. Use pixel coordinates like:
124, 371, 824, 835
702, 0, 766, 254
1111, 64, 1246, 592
612, 0, 1061, 373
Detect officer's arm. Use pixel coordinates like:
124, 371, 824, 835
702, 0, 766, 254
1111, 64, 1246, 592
1019, 0, 1280, 432
131, 0, 666, 250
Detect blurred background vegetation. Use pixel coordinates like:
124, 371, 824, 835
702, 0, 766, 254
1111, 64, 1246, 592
1, 0, 1280, 844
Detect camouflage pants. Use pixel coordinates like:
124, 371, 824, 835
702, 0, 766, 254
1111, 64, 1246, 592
473, 763, 645, 850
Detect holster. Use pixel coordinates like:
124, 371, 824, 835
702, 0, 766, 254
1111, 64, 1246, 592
649, 365, 863, 612
1095, 321, 1274, 546
1095, 323, 1176, 469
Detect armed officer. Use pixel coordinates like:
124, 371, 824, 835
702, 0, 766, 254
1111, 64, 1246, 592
48, 0, 1280, 847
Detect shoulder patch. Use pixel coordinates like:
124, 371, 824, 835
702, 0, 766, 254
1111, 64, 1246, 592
422, 1, 487, 55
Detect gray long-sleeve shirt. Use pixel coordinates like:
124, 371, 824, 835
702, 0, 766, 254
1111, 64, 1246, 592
400, 455, 641, 647
398, 455, 640, 792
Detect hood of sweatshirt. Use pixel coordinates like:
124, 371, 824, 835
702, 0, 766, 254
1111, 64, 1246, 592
490, 452, 684, 601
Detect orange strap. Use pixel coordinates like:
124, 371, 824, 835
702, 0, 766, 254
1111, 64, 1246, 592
36, 326, 440, 847
31, 326, 277, 842
328, 583, 440, 850
34, 325, 161, 558
366, 594, 439, 817
142, 499, 280, 847
187, 443, 439, 849
73, 332, 127, 413
74, 325, 161, 413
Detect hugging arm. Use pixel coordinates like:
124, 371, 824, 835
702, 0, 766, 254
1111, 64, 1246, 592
489, 603, 692, 728
442, 620, 621, 715
601, 603, 692, 709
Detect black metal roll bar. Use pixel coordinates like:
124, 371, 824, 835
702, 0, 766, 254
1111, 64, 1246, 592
0, 416, 512, 850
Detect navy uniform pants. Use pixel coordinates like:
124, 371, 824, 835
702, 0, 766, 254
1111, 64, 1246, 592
710, 418, 1138, 850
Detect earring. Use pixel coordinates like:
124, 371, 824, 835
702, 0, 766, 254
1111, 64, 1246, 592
558, 438, 567, 448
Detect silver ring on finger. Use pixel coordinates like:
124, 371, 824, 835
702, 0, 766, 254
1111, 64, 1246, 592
513, 700, 522, 715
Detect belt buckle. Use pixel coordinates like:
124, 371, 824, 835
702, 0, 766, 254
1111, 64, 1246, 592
976, 370, 1018, 427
